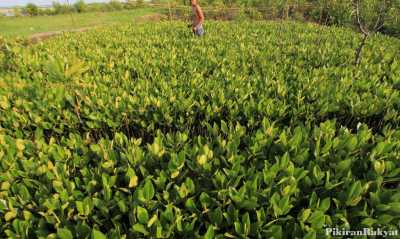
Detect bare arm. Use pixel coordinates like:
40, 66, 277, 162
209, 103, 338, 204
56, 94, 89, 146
195, 5, 204, 25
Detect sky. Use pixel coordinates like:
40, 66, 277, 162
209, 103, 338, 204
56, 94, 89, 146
0, 0, 118, 8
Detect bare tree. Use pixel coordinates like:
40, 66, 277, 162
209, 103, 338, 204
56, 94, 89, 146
353, 0, 393, 66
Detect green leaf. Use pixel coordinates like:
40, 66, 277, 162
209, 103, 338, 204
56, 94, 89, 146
221, 120, 228, 134
309, 192, 318, 208
242, 212, 251, 236
234, 221, 242, 235
374, 142, 392, 156
161, 205, 174, 223
185, 198, 198, 212
345, 136, 358, 151
91, 229, 107, 239
346, 181, 363, 206
143, 180, 155, 201
76, 201, 84, 215
373, 160, 385, 175
361, 218, 377, 226
388, 202, 400, 213
267, 225, 282, 238
147, 214, 158, 228
271, 193, 282, 217
279, 152, 290, 169
377, 214, 393, 224
308, 210, 325, 229
5, 210, 17, 222
319, 198, 330, 212
57, 228, 73, 239
304, 231, 316, 239
199, 192, 212, 208
312, 165, 324, 182
289, 127, 303, 149
137, 206, 149, 224
336, 158, 352, 172
177, 183, 188, 198
18, 185, 31, 201
132, 223, 149, 236
185, 178, 195, 193
298, 208, 312, 222
204, 226, 215, 239
129, 175, 138, 188
15, 139, 25, 151
156, 226, 163, 238
209, 207, 223, 225
176, 215, 183, 232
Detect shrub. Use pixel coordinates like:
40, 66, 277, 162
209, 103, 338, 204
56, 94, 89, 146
23, 3, 39, 16
52, 2, 73, 14
74, 0, 87, 13
107, 0, 124, 11
0, 22, 399, 238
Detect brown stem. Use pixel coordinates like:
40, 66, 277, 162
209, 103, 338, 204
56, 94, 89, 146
354, 33, 368, 66
354, 0, 369, 35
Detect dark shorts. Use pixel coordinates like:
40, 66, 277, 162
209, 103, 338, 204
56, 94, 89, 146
194, 25, 205, 36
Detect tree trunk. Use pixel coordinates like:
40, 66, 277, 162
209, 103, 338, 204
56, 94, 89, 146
354, 33, 368, 66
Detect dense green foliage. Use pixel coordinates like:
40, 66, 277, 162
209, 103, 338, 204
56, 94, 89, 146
23, 3, 40, 16
170, 0, 400, 37
0, 21, 400, 238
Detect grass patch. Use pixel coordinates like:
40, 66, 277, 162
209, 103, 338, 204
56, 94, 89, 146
0, 8, 160, 37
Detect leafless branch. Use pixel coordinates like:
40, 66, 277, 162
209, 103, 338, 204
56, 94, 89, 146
354, 34, 368, 65
373, 0, 391, 31
354, 0, 369, 35
353, 0, 369, 66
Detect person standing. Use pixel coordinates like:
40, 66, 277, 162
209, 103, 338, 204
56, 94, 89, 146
191, 0, 205, 36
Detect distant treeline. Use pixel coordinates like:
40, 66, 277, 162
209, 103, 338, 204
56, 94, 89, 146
13, 1, 140, 17
10, 0, 400, 37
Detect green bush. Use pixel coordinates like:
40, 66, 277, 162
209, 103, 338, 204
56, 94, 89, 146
382, 5, 400, 37
85, 3, 104, 12
23, 3, 39, 16
245, 8, 264, 20
107, 0, 124, 11
0, 21, 399, 238
52, 2, 73, 15
74, 0, 87, 13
